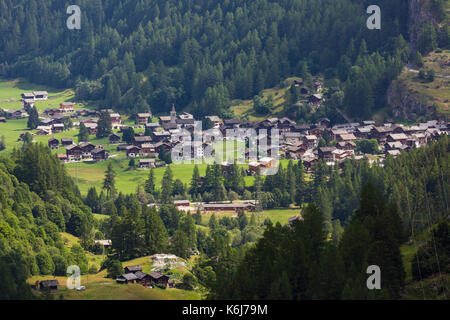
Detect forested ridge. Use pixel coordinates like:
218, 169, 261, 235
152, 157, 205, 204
0, 144, 95, 299
2, 0, 442, 119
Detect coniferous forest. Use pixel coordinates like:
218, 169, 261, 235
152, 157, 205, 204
2, 0, 443, 119
0, 0, 449, 302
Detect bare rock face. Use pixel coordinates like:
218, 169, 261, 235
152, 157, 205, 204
387, 78, 438, 120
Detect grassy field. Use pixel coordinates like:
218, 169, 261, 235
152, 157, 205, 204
231, 77, 302, 121
0, 77, 82, 112
66, 158, 298, 196
199, 207, 302, 226
28, 269, 203, 300
29, 233, 204, 300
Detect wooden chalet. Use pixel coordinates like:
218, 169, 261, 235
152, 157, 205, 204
139, 158, 155, 169
149, 272, 170, 286
124, 265, 143, 274
303, 135, 318, 149
48, 138, 59, 150
79, 142, 96, 157
387, 133, 408, 145
336, 141, 356, 151
33, 91, 48, 100
109, 133, 121, 144
117, 273, 138, 284
141, 143, 156, 156
92, 148, 108, 162
39, 280, 59, 292
109, 113, 122, 124
135, 271, 153, 286
337, 133, 357, 142
21, 93, 35, 100
152, 131, 171, 142
318, 147, 336, 161
61, 137, 73, 146
60, 102, 75, 113
126, 146, 141, 158
134, 136, 153, 147
137, 113, 152, 125
66, 145, 83, 161
52, 123, 65, 133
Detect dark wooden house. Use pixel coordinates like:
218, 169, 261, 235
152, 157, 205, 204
92, 148, 108, 162
61, 137, 73, 146
124, 265, 143, 274
116, 273, 138, 284
39, 280, 60, 292
109, 133, 121, 144
149, 272, 170, 286
48, 138, 60, 150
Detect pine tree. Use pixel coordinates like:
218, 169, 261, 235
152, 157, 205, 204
78, 122, 89, 142
145, 168, 156, 195
27, 106, 39, 130
97, 111, 112, 138
189, 165, 201, 198
103, 163, 116, 199
161, 166, 173, 204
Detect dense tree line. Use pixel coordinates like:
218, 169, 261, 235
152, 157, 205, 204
311, 135, 449, 236
208, 183, 406, 300
0, 0, 422, 119
0, 144, 96, 298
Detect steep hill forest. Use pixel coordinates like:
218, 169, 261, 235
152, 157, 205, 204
2, 0, 441, 119
0, 144, 95, 299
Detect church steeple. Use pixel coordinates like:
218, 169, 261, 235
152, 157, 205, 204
170, 104, 176, 124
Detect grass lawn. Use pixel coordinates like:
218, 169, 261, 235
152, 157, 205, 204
0, 77, 83, 112
31, 235, 204, 300
200, 208, 302, 226
231, 77, 302, 121
66, 158, 300, 196
28, 270, 203, 300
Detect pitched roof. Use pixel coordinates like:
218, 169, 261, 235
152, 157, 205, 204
125, 265, 142, 272
121, 273, 139, 281
40, 280, 59, 287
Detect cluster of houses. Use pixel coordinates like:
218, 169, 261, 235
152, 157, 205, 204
116, 265, 174, 288
44, 100, 448, 171
7, 91, 447, 171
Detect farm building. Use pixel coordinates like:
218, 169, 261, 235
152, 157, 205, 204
139, 158, 155, 169
33, 91, 48, 100
61, 138, 73, 146
60, 102, 75, 113
198, 202, 256, 212
137, 113, 152, 124
109, 133, 121, 144
124, 265, 143, 274
39, 280, 59, 292
149, 272, 170, 286
91, 148, 108, 162
117, 273, 138, 284
48, 138, 59, 149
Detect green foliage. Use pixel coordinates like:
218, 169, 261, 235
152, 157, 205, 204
0, 0, 409, 118
355, 139, 380, 154
27, 106, 39, 130
78, 123, 89, 143
96, 111, 112, 138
